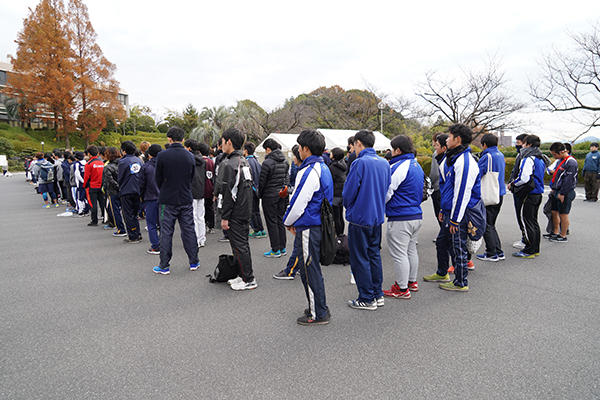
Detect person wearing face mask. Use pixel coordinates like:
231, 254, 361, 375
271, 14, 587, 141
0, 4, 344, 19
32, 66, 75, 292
508, 133, 530, 250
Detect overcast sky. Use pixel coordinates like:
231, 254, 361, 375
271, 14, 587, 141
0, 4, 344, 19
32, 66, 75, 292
1, 0, 599, 141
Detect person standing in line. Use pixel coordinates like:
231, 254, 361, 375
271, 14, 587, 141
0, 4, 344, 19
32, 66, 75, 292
83, 146, 104, 227
198, 143, 216, 234
217, 128, 256, 290
244, 142, 266, 239
509, 135, 546, 258
274, 144, 303, 280
259, 138, 290, 258
73, 151, 89, 216
118, 141, 143, 243
185, 139, 207, 248
61, 151, 76, 211
582, 142, 600, 202
476, 133, 506, 262
52, 150, 66, 204
328, 147, 347, 236
283, 130, 333, 325
343, 130, 391, 310
152, 127, 199, 275
508, 133, 530, 250
346, 136, 357, 168
546, 142, 578, 243
423, 124, 481, 292
214, 137, 230, 243
141, 144, 162, 255
383, 135, 424, 300
33, 152, 59, 208
430, 133, 448, 229
103, 147, 127, 237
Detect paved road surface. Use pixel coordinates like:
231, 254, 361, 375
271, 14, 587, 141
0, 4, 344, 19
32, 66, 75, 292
1, 176, 598, 399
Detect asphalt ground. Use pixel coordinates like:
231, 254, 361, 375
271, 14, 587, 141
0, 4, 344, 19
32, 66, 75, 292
1, 175, 599, 399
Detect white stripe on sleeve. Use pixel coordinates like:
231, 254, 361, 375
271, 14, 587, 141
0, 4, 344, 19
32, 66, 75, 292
386, 160, 410, 203
283, 165, 321, 226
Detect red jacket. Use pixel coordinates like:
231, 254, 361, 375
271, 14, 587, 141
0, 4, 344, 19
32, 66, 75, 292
84, 157, 105, 189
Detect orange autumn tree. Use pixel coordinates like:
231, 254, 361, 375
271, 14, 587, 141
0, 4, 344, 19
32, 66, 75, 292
7, 0, 76, 147
68, 0, 124, 147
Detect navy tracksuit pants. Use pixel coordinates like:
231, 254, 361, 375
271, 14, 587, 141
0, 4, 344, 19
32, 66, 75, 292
294, 226, 328, 320
108, 195, 126, 234
120, 194, 141, 240
348, 223, 384, 303
436, 213, 469, 287
144, 200, 160, 250
159, 203, 198, 269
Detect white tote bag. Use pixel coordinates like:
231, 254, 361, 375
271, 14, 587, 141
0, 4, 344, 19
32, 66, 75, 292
481, 153, 500, 206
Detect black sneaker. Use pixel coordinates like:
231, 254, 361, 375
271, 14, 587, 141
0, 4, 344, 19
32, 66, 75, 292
297, 310, 330, 325
273, 270, 294, 280
147, 247, 160, 255
543, 233, 558, 239
124, 237, 142, 244
87, 222, 98, 227
218, 236, 229, 242
550, 235, 568, 243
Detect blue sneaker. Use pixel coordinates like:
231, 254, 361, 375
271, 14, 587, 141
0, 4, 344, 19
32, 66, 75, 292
496, 252, 506, 260
280, 248, 287, 256
103, 224, 113, 230
512, 251, 535, 259
189, 263, 200, 271
153, 266, 170, 275
264, 250, 281, 258
476, 253, 499, 262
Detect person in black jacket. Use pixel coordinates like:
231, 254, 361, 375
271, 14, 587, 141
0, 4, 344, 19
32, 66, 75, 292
328, 147, 347, 236
141, 144, 162, 254
259, 138, 290, 258
185, 139, 207, 248
214, 138, 229, 242
118, 141, 143, 243
152, 127, 199, 275
218, 128, 256, 291
244, 142, 266, 238
103, 147, 126, 237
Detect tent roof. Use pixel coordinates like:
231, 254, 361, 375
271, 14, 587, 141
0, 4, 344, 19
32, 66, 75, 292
256, 129, 391, 155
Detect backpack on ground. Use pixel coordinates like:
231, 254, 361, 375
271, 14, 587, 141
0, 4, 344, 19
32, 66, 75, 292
207, 254, 238, 283
320, 198, 336, 266
40, 163, 54, 182
332, 234, 349, 265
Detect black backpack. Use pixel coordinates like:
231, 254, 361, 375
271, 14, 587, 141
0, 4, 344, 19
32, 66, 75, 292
320, 198, 336, 266
207, 254, 238, 283
332, 234, 350, 265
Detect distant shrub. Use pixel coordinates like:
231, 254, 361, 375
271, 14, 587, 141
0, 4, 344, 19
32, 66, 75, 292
0, 137, 15, 156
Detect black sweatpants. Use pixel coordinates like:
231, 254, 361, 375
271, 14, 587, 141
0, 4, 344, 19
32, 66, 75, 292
262, 196, 288, 252
431, 190, 442, 227
227, 219, 254, 282
483, 196, 503, 256
204, 197, 215, 229
88, 188, 102, 224
514, 194, 526, 241
159, 203, 198, 268
333, 204, 344, 236
522, 193, 542, 255
120, 193, 142, 240
250, 192, 264, 232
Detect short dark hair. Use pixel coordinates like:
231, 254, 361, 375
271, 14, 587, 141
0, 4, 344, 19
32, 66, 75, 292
167, 126, 185, 142
448, 124, 472, 145
390, 135, 415, 155
347, 136, 355, 145
262, 138, 281, 151
148, 144, 162, 158
106, 147, 120, 161
74, 151, 85, 160
244, 142, 256, 155
52, 149, 62, 158
86, 145, 99, 157
564, 142, 572, 154
121, 141, 137, 155
44, 152, 53, 161
480, 133, 498, 148
297, 129, 325, 156
524, 135, 540, 147
436, 133, 448, 148
515, 134, 528, 143
549, 142, 566, 153
222, 127, 245, 150
354, 130, 375, 148
331, 147, 344, 161
184, 139, 197, 150
98, 146, 106, 156
591, 142, 599, 148
291, 144, 301, 161
198, 142, 210, 156
63, 150, 72, 159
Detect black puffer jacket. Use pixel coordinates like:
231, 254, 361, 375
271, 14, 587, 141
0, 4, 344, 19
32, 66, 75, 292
329, 159, 347, 198
102, 160, 120, 196
191, 154, 206, 199
259, 149, 289, 198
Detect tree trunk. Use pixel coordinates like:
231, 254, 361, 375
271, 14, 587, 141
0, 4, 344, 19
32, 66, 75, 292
85, 136, 89, 148
65, 132, 70, 149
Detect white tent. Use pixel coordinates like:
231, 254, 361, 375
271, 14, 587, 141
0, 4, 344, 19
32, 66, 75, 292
255, 129, 391, 159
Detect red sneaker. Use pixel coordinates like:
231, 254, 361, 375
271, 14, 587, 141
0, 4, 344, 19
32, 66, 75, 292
383, 282, 411, 299
467, 260, 475, 270
408, 281, 419, 292
448, 266, 455, 274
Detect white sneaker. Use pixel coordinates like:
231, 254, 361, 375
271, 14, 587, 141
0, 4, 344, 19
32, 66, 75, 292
198, 242, 205, 248
512, 240, 526, 250
230, 279, 258, 291
227, 277, 243, 286
376, 296, 384, 307
350, 273, 356, 285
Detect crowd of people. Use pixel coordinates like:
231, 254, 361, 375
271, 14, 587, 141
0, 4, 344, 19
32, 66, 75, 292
22, 124, 582, 325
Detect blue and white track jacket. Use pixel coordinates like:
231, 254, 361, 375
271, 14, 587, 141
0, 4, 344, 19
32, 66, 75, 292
440, 147, 481, 226
385, 153, 424, 221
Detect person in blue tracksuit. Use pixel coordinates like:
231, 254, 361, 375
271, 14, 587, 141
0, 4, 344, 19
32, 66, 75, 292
118, 141, 144, 242
342, 130, 391, 310
383, 135, 424, 300
509, 135, 546, 258
582, 142, 600, 201
423, 124, 481, 291
547, 142, 578, 242
141, 144, 162, 254
476, 133, 506, 262
283, 129, 333, 325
